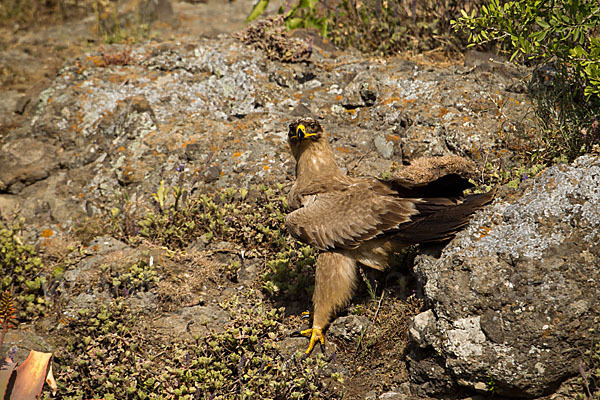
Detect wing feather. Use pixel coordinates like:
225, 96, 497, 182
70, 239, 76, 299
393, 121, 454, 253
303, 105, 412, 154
286, 182, 418, 250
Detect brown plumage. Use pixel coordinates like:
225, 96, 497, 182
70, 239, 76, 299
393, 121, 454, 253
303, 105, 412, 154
285, 117, 494, 353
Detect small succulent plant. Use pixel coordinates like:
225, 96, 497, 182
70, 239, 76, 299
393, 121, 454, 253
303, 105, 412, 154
0, 221, 48, 320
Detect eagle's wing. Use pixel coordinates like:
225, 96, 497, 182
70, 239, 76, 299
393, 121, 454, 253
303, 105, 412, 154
285, 182, 418, 250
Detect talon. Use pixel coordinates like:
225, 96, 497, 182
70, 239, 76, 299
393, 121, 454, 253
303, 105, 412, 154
300, 311, 311, 320
301, 328, 325, 354
299, 328, 313, 337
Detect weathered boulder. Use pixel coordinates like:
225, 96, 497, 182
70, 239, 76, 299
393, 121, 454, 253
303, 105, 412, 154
409, 155, 600, 397
0, 138, 61, 193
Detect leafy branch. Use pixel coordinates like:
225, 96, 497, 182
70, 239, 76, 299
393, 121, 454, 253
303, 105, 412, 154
452, 0, 600, 98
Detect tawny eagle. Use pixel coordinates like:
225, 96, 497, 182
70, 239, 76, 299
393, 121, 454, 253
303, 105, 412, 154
285, 117, 494, 354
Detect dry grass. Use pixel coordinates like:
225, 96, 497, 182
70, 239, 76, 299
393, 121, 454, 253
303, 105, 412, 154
154, 250, 223, 311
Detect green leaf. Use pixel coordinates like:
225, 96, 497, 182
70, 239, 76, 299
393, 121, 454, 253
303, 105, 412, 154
509, 49, 520, 62
246, 0, 269, 23
321, 20, 328, 37
299, 0, 318, 9
536, 17, 550, 29
286, 17, 305, 30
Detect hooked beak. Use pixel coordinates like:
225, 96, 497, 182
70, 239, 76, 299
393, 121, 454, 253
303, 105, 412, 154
295, 124, 316, 141
296, 124, 306, 140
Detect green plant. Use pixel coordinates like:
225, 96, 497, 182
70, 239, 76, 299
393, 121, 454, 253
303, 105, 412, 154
138, 184, 288, 255
51, 296, 341, 400
100, 259, 158, 297
0, 221, 48, 320
483, 161, 547, 188
359, 267, 378, 302
94, 0, 150, 44
486, 374, 497, 393
453, 0, 600, 163
51, 301, 156, 399
453, 0, 600, 97
262, 245, 316, 300
185, 295, 336, 399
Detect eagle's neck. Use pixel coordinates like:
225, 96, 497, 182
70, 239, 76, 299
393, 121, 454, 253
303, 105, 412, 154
294, 139, 346, 183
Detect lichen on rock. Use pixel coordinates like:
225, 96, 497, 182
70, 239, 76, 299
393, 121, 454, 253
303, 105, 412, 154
410, 155, 600, 397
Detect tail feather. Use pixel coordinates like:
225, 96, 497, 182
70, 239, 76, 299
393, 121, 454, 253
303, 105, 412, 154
392, 190, 495, 244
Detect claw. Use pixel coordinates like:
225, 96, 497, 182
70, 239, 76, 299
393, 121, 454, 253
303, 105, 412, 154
300, 311, 311, 320
300, 328, 325, 354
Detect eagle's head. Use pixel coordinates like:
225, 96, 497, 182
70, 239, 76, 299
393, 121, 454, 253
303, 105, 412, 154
288, 118, 323, 145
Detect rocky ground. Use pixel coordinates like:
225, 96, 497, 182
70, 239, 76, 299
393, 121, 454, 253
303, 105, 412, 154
0, 0, 598, 399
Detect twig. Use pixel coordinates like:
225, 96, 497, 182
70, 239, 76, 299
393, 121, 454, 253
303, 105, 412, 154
579, 361, 592, 398
372, 289, 385, 325
205, 248, 241, 256
354, 325, 367, 355
0, 324, 7, 351
354, 289, 386, 355
348, 150, 372, 177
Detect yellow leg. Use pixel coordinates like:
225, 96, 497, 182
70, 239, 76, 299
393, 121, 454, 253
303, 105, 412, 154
300, 328, 325, 354
303, 252, 356, 355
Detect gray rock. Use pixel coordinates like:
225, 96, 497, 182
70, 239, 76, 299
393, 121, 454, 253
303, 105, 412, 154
400, 125, 449, 160
0, 90, 23, 128
154, 304, 229, 338
64, 292, 113, 317
328, 314, 370, 342
374, 135, 394, 159
378, 382, 413, 399
203, 165, 221, 183
379, 393, 403, 400
278, 336, 315, 359
407, 348, 457, 396
87, 236, 129, 255
463, 50, 521, 85
365, 390, 378, 400
1, 35, 531, 231
0, 138, 60, 193
409, 155, 600, 397
237, 257, 261, 283
0, 329, 54, 364
408, 309, 436, 349
127, 291, 160, 315
342, 71, 380, 108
